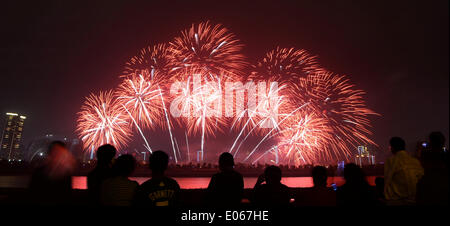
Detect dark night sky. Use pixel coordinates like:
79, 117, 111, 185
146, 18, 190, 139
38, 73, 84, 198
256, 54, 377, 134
1, 0, 448, 159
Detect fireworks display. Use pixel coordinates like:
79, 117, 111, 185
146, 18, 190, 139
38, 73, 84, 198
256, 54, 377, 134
76, 21, 378, 165
116, 71, 164, 129
288, 72, 379, 161
76, 91, 131, 152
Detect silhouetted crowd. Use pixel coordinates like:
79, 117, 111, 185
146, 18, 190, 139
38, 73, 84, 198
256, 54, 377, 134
27, 131, 448, 206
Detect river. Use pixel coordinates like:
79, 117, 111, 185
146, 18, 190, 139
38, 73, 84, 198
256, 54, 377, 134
0, 175, 377, 189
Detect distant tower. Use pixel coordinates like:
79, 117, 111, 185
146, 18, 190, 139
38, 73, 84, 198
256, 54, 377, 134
355, 145, 375, 166
196, 150, 204, 162
0, 113, 26, 161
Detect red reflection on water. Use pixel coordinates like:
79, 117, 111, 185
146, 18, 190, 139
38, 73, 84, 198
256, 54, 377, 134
72, 176, 376, 190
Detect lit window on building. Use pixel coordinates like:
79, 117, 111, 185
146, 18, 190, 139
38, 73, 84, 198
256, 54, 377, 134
1, 112, 26, 160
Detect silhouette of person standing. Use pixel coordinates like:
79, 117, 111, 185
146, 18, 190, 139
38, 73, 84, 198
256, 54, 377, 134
133, 151, 180, 207
206, 152, 244, 207
416, 132, 449, 205
87, 144, 116, 205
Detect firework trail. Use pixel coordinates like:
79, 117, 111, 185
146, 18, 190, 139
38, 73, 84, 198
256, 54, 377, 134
226, 81, 263, 154
251, 144, 280, 165
123, 43, 172, 78
170, 67, 228, 155
120, 103, 152, 152
76, 91, 131, 152
243, 102, 310, 162
169, 21, 247, 77
159, 85, 178, 163
229, 81, 293, 158
226, 81, 257, 133
174, 137, 182, 161
185, 131, 190, 162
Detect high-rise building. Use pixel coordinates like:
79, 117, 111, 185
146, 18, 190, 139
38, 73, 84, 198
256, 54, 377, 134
354, 145, 375, 166
0, 112, 26, 161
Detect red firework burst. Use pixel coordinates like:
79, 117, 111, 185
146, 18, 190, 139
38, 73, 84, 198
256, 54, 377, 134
116, 70, 165, 129
251, 47, 324, 84
123, 43, 172, 78
239, 47, 322, 135
76, 91, 131, 151
289, 71, 379, 161
169, 21, 247, 76
169, 67, 228, 136
278, 111, 333, 165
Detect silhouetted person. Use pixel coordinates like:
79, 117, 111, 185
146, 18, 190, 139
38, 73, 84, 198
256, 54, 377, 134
295, 166, 336, 206
133, 151, 180, 207
416, 132, 449, 205
29, 141, 76, 205
206, 152, 244, 207
87, 144, 116, 205
250, 165, 291, 207
100, 154, 139, 206
384, 137, 423, 205
337, 163, 375, 206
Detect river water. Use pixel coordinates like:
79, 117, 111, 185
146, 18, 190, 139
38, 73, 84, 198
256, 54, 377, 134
0, 175, 377, 189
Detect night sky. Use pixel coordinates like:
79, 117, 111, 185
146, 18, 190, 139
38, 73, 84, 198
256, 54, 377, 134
1, 0, 448, 160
